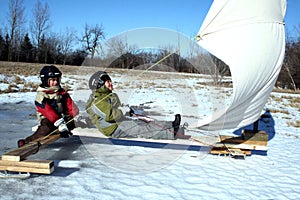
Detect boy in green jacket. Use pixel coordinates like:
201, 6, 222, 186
86, 71, 189, 139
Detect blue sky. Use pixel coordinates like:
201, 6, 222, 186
0, 0, 299, 40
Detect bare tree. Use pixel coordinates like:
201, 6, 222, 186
209, 55, 230, 85
81, 23, 105, 59
30, 0, 51, 62
105, 35, 137, 57
47, 33, 61, 64
281, 35, 300, 90
6, 0, 25, 61
59, 27, 77, 65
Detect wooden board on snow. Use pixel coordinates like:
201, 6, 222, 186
73, 127, 268, 151
210, 147, 251, 158
216, 130, 268, 151
1, 134, 61, 162
0, 160, 54, 174
0, 133, 60, 175
0, 134, 60, 174
73, 127, 217, 150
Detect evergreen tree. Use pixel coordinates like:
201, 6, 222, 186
69, 50, 88, 66
20, 33, 34, 62
0, 35, 5, 61
2, 34, 10, 61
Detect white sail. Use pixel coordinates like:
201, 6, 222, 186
197, 0, 286, 130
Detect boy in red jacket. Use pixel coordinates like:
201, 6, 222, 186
17, 65, 79, 147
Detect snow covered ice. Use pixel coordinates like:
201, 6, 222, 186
0, 69, 300, 200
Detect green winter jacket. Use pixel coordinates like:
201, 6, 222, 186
86, 86, 124, 136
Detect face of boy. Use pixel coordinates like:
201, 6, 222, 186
104, 80, 113, 91
48, 78, 59, 87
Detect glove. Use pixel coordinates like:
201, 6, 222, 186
54, 118, 71, 138
74, 115, 82, 122
74, 115, 90, 128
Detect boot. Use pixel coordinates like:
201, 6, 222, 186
172, 114, 181, 133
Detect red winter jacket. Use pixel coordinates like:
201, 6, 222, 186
35, 85, 79, 124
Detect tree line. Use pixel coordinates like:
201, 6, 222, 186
0, 0, 104, 66
0, 0, 300, 89
279, 34, 300, 90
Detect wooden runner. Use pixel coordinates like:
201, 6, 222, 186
0, 160, 54, 174
0, 134, 61, 175
1, 134, 61, 162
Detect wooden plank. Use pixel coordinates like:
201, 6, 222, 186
217, 131, 268, 150
213, 142, 267, 151
0, 134, 60, 174
0, 160, 54, 174
1, 143, 40, 162
74, 127, 211, 147
242, 130, 268, 141
36, 133, 61, 146
210, 147, 251, 157
219, 131, 268, 142
190, 132, 268, 151
1, 134, 61, 161
218, 136, 268, 146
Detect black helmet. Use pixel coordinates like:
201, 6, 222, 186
40, 65, 62, 86
88, 71, 111, 90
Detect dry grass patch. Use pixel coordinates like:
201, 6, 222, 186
0, 61, 105, 76
273, 87, 300, 94
269, 108, 290, 115
270, 95, 282, 103
287, 120, 300, 128
0, 74, 40, 93
269, 94, 300, 110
